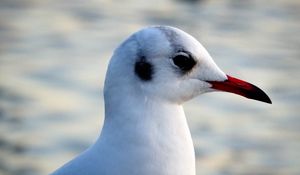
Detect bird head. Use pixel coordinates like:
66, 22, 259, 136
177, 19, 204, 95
104, 26, 271, 104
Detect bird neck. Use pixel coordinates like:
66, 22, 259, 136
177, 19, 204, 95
100, 90, 191, 146
93, 88, 195, 174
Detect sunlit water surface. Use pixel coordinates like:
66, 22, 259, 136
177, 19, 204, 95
0, 0, 299, 174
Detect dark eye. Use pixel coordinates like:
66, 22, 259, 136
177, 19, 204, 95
171, 52, 196, 71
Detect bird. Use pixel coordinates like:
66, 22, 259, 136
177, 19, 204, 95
51, 26, 271, 175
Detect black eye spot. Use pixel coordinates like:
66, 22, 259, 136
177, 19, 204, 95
134, 56, 153, 81
172, 52, 196, 72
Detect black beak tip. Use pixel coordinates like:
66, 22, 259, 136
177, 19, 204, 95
259, 94, 272, 104
247, 85, 272, 104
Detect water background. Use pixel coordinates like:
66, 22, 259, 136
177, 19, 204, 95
0, 0, 299, 174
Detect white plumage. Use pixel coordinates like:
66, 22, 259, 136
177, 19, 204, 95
52, 26, 271, 175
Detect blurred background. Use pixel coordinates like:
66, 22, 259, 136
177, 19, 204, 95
0, 0, 299, 174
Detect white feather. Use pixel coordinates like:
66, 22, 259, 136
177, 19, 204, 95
52, 26, 227, 175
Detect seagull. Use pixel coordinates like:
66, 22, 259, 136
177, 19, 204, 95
51, 26, 271, 175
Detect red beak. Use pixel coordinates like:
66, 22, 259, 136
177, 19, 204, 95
207, 75, 272, 104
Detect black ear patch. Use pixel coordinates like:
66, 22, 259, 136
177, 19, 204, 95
134, 56, 153, 81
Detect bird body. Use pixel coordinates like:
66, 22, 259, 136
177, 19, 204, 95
52, 26, 271, 175
60, 102, 195, 175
